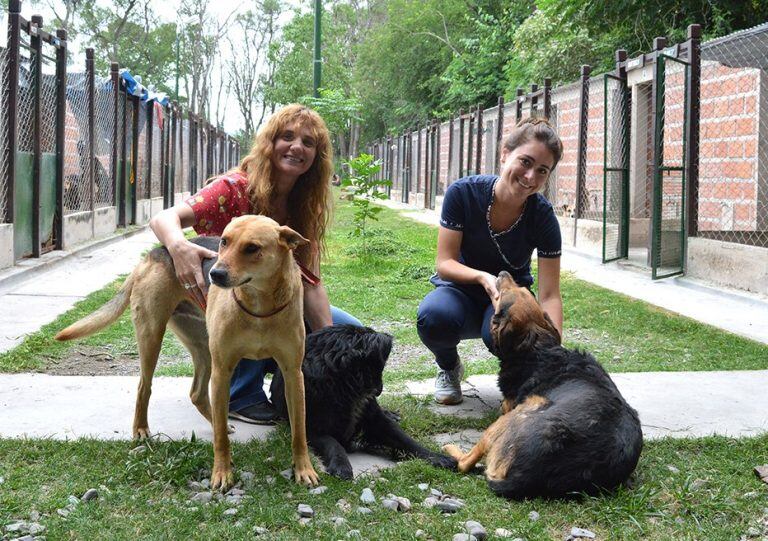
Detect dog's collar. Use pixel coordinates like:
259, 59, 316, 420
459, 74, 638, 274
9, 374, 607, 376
232, 290, 289, 318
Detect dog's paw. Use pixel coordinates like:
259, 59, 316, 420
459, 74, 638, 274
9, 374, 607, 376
294, 462, 320, 487
428, 453, 458, 471
326, 462, 354, 480
211, 466, 235, 492
133, 427, 151, 440
442, 444, 465, 460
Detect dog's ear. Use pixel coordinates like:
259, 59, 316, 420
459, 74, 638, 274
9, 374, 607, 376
277, 226, 310, 251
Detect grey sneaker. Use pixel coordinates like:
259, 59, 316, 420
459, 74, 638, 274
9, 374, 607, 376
434, 362, 464, 405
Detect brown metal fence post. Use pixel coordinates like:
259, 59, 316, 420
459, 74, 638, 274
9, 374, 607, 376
54, 28, 67, 250
146, 100, 153, 199
685, 24, 701, 239
31, 15, 43, 256
466, 106, 474, 175
530, 84, 539, 117
458, 109, 464, 178
515, 88, 523, 122
574, 65, 592, 246
130, 94, 139, 223
496, 96, 504, 174
447, 115, 454, 183
416, 124, 422, 194
475, 103, 482, 174
543, 78, 552, 119
110, 62, 119, 213
4, 0, 21, 225
86, 49, 95, 216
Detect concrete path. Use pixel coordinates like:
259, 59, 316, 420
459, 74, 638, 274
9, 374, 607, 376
0, 229, 159, 353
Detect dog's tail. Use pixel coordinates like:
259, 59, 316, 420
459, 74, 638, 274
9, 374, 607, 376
54, 271, 136, 341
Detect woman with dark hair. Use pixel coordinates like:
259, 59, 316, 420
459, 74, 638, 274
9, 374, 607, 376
417, 117, 564, 405
150, 104, 360, 424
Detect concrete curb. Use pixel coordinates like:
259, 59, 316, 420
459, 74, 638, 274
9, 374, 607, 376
0, 226, 148, 296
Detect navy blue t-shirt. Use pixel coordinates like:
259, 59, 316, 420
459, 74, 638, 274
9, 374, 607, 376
431, 175, 561, 294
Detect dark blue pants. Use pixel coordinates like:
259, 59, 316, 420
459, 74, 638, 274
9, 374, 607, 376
416, 285, 495, 371
229, 306, 363, 411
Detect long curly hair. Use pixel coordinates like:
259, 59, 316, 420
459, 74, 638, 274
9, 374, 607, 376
238, 104, 333, 267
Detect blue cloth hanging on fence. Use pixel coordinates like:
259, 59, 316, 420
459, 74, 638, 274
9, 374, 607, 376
119, 69, 170, 106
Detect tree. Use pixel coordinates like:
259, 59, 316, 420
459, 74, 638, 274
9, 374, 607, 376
226, 1, 282, 142
300, 88, 361, 163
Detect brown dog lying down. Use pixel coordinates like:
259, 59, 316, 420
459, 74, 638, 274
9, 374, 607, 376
56, 215, 319, 490
444, 271, 643, 499
270, 325, 457, 479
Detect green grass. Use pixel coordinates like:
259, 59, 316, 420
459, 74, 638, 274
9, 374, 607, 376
1, 404, 767, 540
2, 197, 768, 539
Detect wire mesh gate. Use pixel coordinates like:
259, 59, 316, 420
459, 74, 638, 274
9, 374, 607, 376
652, 53, 690, 279
602, 72, 630, 263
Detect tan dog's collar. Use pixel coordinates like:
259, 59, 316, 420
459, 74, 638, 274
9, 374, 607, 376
232, 290, 290, 318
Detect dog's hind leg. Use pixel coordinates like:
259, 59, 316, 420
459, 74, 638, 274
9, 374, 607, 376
130, 275, 182, 439
443, 413, 509, 473
309, 435, 354, 480
168, 309, 213, 425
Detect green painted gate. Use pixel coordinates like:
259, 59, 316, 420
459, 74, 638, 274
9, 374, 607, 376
13, 152, 56, 258
602, 73, 630, 263
651, 53, 690, 279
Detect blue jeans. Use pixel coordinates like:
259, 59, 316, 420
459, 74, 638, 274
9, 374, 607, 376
229, 306, 363, 411
416, 285, 495, 371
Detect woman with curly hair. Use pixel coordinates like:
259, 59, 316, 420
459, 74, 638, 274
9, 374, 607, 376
417, 117, 564, 406
150, 104, 360, 424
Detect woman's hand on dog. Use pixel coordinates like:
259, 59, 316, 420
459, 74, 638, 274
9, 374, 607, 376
169, 239, 217, 308
477, 271, 500, 304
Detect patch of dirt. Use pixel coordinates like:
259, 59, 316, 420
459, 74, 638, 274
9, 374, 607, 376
45, 345, 141, 376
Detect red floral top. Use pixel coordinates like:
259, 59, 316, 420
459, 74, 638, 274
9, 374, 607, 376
185, 172, 252, 236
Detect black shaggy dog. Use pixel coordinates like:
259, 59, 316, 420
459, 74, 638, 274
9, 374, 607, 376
444, 271, 643, 499
271, 325, 457, 479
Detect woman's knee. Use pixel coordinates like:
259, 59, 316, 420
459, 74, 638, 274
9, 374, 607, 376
417, 292, 464, 339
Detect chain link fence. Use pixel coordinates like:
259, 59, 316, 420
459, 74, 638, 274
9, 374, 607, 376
63, 71, 90, 212
698, 24, 768, 247
93, 74, 114, 208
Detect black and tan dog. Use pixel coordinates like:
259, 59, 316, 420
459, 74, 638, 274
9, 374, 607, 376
56, 215, 319, 490
270, 325, 457, 479
443, 271, 643, 499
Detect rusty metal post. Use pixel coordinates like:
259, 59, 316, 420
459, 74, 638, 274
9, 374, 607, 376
466, 106, 474, 175
543, 78, 552, 119
475, 103, 482, 174
457, 109, 464, 178
574, 65, 591, 246
495, 96, 504, 174
31, 15, 43, 256
4, 0, 21, 225
54, 28, 67, 250
515, 88, 524, 123
110, 62, 119, 213
146, 100, 153, 199
685, 24, 701, 239
85, 49, 95, 214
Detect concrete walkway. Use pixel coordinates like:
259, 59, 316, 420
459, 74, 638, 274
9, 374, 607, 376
0, 204, 767, 469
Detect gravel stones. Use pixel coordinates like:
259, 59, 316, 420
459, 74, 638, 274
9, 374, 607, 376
360, 487, 376, 504
452, 534, 477, 541
81, 488, 99, 502
464, 520, 487, 540
381, 498, 400, 511
528, 510, 540, 521
190, 492, 213, 504
309, 485, 328, 495
568, 526, 596, 539
755, 464, 768, 483
436, 497, 465, 513
297, 504, 315, 518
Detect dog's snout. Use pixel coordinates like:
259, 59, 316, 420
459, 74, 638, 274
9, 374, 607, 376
209, 267, 229, 287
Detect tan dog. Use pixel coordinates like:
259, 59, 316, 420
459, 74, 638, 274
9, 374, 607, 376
56, 215, 319, 490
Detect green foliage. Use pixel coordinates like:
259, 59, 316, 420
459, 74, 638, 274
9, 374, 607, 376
341, 153, 391, 254
300, 88, 362, 161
